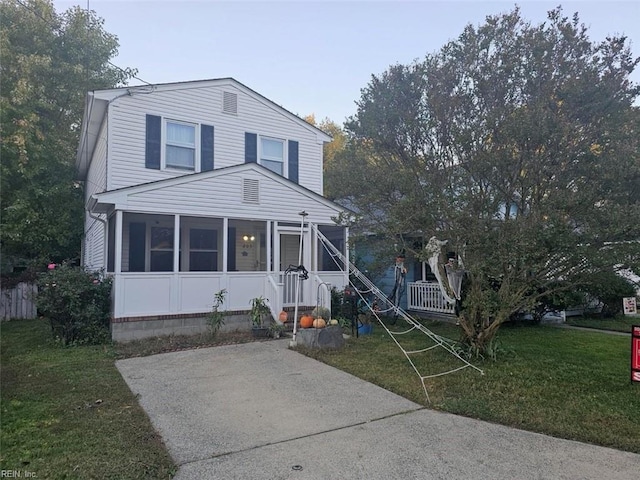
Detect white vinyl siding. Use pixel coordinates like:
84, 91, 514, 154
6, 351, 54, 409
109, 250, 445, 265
106, 83, 322, 193
83, 119, 108, 269
104, 169, 342, 226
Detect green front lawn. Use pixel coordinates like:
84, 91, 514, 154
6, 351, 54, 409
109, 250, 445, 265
299, 320, 640, 453
566, 314, 639, 333
2, 317, 639, 480
1, 319, 176, 478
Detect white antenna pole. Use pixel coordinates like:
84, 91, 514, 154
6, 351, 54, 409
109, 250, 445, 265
290, 210, 308, 347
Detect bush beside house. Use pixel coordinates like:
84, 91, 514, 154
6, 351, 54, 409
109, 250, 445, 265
36, 265, 112, 345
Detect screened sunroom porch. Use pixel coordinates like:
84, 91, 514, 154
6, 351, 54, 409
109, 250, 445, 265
104, 211, 349, 321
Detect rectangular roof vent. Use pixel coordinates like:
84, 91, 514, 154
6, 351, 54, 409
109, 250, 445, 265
223, 91, 238, 114
242, 178, 259, 204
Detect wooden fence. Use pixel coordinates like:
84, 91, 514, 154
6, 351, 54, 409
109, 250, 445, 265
0, 282, 37, 320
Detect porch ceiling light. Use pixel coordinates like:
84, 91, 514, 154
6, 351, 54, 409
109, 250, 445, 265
242, 234, 255, 242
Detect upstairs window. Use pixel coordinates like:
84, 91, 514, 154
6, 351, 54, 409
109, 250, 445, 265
146, 115, 214, 172
260, 137, 284, 175
244, 133, 297, 183
166, 121, 196, 170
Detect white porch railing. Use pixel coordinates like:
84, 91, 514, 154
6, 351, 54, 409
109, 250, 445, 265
265, 275, 283, 321
407, 282, 456, 315
280, 271, 303, 306
313, 275, 332, 314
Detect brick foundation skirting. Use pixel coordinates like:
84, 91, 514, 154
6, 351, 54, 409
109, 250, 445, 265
112, 306, 315, 324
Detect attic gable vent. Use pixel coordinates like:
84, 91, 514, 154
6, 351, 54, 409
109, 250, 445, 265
242, 178, 259, 204
223, 91, 238, 114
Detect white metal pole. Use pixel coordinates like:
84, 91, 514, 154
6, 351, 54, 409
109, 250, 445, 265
291, 210, 308, 347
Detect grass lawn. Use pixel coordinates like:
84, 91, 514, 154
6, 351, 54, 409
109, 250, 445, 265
298, 320, 640, 453
2, 317, 639, 479
0, 319, 176, 479
566, 314, 639, 333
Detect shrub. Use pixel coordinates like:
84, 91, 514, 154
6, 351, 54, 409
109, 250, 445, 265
583, 271, 637, 317
207, 289, 227, 336
36, 265, 112, 345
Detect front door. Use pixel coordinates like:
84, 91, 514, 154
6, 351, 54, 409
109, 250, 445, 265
279, 233, 300, 270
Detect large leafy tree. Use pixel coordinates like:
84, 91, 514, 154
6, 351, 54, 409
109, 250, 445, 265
0, 0, 135, 271
331, 7, 640, 353
303, 114, 347, 198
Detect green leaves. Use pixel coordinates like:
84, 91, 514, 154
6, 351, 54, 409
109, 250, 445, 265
330, 6, 639, 354
0, 0, 136, 270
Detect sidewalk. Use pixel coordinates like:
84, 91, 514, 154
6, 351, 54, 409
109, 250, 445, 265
116, 340, 640, 479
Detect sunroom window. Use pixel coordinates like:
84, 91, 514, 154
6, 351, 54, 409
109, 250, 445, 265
150, 226, 174, 271
166, 121, 196, 170
188, 228, 218, 271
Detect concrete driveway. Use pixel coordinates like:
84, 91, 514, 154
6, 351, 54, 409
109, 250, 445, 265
116, 340, 640, 479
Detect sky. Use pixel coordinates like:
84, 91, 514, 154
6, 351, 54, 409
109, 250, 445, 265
52, 0, 640, 124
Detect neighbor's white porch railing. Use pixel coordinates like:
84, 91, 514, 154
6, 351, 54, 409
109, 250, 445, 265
407, 281, 455, 314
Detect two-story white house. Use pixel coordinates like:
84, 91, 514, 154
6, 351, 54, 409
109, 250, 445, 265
76, 78, 349, 341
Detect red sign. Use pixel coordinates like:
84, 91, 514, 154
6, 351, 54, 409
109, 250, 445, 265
632, 325, 640, 383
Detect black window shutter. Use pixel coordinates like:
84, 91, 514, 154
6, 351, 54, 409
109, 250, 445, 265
244, 132, 257, 163
227, 227, 236, 271
201, 124, 214, 171
145, 115, 161, 169
288, 140, 299, 183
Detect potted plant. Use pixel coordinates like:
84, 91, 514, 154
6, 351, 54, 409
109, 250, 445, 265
249, 296, 271, 337
268, 322, 285, 339
357, 312, 373, 335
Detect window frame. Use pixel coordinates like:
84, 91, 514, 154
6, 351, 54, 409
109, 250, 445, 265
259, 136, 286, 176
163, 118, 200, 172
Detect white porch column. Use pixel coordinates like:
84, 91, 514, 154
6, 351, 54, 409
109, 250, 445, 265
273, 221, 280, 272
222, 217, 228, 273
113, 210, 123, 318
266, 220, 272, 272
114, 210, 123, 274
173, 215, 180, 272
310, 222, 317, 272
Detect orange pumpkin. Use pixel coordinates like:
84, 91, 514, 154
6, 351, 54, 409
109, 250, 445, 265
279, 310, 288, 323
299, 315, 314, 328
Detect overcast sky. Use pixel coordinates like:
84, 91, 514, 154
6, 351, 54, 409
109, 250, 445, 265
53, 0, 640, 123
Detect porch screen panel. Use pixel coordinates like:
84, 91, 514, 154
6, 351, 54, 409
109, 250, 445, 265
150, 226, 174, 272
318, 225, 345, 272
128, 222, 146, 272
227, 227, 236, 271
107, 215, 115, 272
189, 228, 218, 271
228, 220, 267, 271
